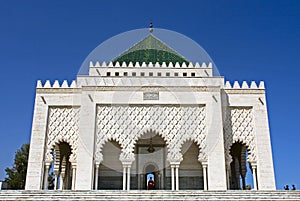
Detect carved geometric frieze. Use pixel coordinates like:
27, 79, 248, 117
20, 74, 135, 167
224, 107, 256, 164
95, 105, 207, 164
45, 106, 80, 163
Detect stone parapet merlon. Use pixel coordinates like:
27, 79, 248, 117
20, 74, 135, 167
36, 80, 77, 88
89, 61, 213, 68
88, 61, 213, 77
224, 81, 265, 89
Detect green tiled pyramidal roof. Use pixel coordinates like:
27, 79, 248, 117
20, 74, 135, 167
113, 34, 189, 65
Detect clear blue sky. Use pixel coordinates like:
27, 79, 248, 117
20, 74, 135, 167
0, 0, 299, 190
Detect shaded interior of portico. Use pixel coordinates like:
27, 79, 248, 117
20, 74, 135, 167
97, 140, 123, 190
131, 131, 169, 190
45, 141, 73, 190
229, 142, 255, 190
179, 141, 204, 190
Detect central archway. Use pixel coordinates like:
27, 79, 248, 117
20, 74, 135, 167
132, 131, 168, 190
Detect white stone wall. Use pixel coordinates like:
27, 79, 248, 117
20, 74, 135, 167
223, 88, 275, 190
26, 68, 275, 191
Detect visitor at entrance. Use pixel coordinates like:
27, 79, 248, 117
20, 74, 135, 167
148, 177, 154, 190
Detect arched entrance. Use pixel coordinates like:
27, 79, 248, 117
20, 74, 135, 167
229, 142, 253, 190
98, 139, 123, 189
144, 164, 159, 190
133, 131, 167, 190
52, 141, 72, 190
179, 141, 203, 190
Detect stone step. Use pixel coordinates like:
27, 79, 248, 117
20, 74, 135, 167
0, 190, 299, 201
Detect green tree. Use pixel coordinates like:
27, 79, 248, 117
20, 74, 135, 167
5, 143, 29, 189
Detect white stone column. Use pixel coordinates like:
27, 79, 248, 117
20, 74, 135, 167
59, 173, 63, 190
127, 166, 131, 191
123, 166, 127, 190
94, 163, 99, 190
72, 165, 76, 190
202, 162, 208, 190
175, 165, 179, 191
43, 162, 50, 189
171, 165, 175, 191
252, 163, 258, 190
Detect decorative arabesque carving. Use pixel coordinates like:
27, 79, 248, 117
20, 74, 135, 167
95, 105, 207, 164
45, 107, 80, 163
224, 107, 256, 164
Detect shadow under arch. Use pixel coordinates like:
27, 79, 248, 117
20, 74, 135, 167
178, 137, 206, 162
131, 129, 169, 190
97, 139, 123, 190
178, 140, 204, 190
51, 141, 73, 190
130, 129, 171, 158
229, 140, 254, 190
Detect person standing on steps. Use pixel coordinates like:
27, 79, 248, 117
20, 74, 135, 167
148, 177, 154, 190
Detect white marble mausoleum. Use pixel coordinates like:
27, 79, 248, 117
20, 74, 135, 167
25, 28, 275, 191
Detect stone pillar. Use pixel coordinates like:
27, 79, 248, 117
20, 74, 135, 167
202, 161, 208, 190
123, 166, 126, 190
43, 162, 50, 189
54, 170, 58, 190
75, 92, 97, 190
127, 166, 131, 191
59, 173, 63, 190
253, 94, 276, 190
25, 94, 49, 190
94, 163, 99, 190
171, 165, 175, 191
72, 164, 76, 190
175, 165, 179, 191
207, 92, 227, 190
252, 162, 258, 190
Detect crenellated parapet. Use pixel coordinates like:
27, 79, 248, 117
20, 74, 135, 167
88, 61, 213, 77
36, 80, 77, 88
89, 61, 212, 68
224, 81, 265, 89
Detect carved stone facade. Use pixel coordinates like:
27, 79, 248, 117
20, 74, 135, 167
45, 107, 80, 163
224, 107, 256, 164
25, 30, 275, 191
95, 105, 207, 164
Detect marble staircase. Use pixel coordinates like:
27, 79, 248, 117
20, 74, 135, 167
0, 190, 299, 201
